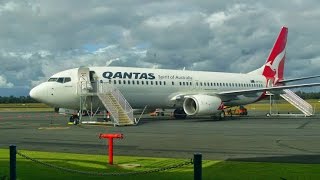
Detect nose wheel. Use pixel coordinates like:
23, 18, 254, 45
69, 115, 79, 125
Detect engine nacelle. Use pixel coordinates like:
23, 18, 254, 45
183, 95, 222, 115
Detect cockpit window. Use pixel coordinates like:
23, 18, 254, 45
64, 77, 71, 83
57, 78, 64, 83
48, 77, 72, 83
48, 78, 58, 82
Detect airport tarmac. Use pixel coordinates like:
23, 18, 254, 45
1, 111, 320, 163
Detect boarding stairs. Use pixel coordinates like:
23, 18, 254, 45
280, 89, 313, 116
97, 84, 135, 126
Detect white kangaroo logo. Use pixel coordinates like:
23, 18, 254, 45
264, 49, 285, 83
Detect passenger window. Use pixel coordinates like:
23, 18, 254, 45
141, 81, 144, 85
151, 81, 153, 85
118, 80, 121, 84
159, 81, 162, 85
132, 80, 135, 85
183, 82, 185, 86
114, 80, 117, 84
146, 81, 148, 85
123, 80, 126, 84
172, 81, 174, 85
155, 81, 158, 85
109, 79, 112, 84
190, 82, 192, 86
137, 81, 139, 85
164, 81, 166, 85
128, 80, 130, 85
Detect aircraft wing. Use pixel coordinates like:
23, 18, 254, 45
279, 75, 320, 83
217, 82, 320, 96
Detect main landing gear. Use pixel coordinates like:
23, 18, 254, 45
219, 110, 225, 120
173, 108, 187, 119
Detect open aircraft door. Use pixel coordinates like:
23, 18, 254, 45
77, 67, 93, 94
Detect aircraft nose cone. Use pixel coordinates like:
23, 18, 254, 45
29, 87, 37, 99
29, 84, 46, 102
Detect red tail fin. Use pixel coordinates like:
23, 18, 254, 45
262, 27, 288, 84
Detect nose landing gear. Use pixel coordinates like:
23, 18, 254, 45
69, 115, 79, 125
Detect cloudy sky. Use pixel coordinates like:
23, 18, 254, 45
1, 0, 320, 96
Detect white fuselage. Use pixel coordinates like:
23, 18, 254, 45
30, 66, 267, 110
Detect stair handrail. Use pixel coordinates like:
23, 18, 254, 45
281, 89, 313, 116
98, 82, 134, 124
280, 94, 311, 115
283, 89, 312, 109
97, 94, 119, 125
282, 90, 312, 111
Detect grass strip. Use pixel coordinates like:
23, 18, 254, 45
1, 149, 320, 179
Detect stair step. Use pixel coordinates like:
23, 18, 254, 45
281, 89, 313, 116
97, 88, 134, 126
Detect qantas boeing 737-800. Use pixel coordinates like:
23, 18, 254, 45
29, 27, 320, 123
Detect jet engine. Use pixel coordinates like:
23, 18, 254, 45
183, 95, 222, 115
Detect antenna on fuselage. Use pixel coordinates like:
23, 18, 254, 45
152, 53, 157, 69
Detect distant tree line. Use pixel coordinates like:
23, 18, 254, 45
0, 96, 38, 103
267, 91, 320, 101
295, 91, 320, 99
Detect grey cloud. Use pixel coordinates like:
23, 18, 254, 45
0, 0, 320, 93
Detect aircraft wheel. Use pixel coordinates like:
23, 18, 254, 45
72, 116, 79, 125
266, 113, 271, 117
69, 116, 74, 122
219, 110, 225, 120
173, 108, 187, 119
